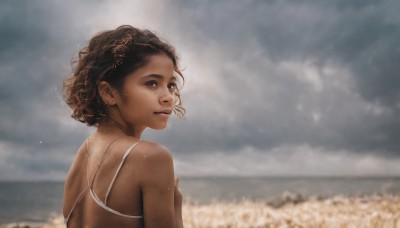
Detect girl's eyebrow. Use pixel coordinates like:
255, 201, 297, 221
142, 74, 177, 81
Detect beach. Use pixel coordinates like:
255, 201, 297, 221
1, 193, 399, 228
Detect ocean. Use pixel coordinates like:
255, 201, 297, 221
0, 176, 399, 224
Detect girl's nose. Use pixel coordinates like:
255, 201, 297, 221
160, 89, 174, 104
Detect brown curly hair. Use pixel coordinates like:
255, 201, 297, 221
62, 25, 186, 127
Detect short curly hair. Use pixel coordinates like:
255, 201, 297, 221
62, 25, 186, 127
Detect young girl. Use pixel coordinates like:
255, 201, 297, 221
62, 25, 185, 228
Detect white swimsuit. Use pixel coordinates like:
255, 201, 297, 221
64, 138, 143, 225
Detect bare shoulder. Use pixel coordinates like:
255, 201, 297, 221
113, 136, 171, 155
107, 136, 174, 169
136, 140, 173, 160
68, 139, 90, 170
135, 140, 174, 172
133, 140, 175, 187
64, 138, 90, 189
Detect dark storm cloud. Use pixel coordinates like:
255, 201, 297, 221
156, 0, 400, 158
0, 0, 399, 179
0, 0, 93, 180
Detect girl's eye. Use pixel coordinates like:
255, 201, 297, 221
145, 80, 157, 87
169, 83, 177, 90
145, 80, 177, 90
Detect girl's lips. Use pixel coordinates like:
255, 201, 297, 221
154, 112, 171, 119
154, 110, 172, 114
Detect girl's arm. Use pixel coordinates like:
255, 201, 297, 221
140, 142, 182, 228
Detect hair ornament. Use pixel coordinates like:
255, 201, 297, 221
111, 33, 134, 68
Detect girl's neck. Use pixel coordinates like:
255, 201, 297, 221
97, 116, 143, 140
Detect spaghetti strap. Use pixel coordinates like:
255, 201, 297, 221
64, 137, 144, 225
89, 187, 144, 218
64, 135, 126, 225
87, 140, 143, 219
104, 140, 141, 204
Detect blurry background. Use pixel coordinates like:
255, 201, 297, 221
0, 0, 399, 224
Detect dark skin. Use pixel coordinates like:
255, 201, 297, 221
63, 54, 184, 228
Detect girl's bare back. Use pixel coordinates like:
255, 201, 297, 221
63, 134, 147, 227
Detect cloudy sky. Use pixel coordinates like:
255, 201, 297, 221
1, 0, 399, 180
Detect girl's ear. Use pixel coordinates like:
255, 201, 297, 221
98, 81, 118, 106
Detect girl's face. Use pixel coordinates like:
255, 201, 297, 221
116, 53, 177, 130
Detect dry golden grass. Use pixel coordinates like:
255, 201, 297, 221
1, 194, 399, 228
181, 194, 400, 228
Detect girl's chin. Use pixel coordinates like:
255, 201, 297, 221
149, 123, 168, 130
